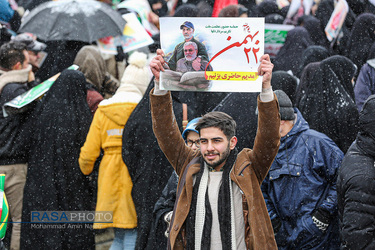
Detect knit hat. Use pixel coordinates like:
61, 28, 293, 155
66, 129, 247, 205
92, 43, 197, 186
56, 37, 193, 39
13, 33, 47, 52
117, 51, 150, 96
274, 90, 295, 120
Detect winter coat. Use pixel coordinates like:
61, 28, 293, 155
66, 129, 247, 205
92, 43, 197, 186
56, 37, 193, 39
122, 81, 197, 250
150, 90, 280, 249
261, 108, 343, 249
354, 59, 375, 112
0, 65, 36, 165
79, 99, 138, 229
337, 94, 375, 249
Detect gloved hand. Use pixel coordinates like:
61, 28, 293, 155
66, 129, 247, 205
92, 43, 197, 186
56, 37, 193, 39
164, 211, 173, 238
312, 209, 330, 232
115, 46, 126, 62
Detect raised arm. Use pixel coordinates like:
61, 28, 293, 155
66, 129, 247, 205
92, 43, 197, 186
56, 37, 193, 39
149, 50, 196, 175
251, 54, 281, 182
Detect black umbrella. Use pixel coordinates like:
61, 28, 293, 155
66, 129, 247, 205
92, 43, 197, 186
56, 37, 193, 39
19, 0, 126, 43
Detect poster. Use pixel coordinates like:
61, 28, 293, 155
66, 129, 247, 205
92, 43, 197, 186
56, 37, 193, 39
325, 0, 349, 42
159, 17, 265, 92
97, 13, 154, 54
265, 23, 294, 59
116, 0, 159, 36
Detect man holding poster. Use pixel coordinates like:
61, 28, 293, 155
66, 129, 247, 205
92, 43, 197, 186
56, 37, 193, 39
149, 48, 280, 249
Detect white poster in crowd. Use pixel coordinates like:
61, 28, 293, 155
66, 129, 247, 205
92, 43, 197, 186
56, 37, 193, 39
116, 0, 159, 36
159, 17, 265, 92
265, 23, 294, 59
97, 13, 154, 54
325, 0, 349, 42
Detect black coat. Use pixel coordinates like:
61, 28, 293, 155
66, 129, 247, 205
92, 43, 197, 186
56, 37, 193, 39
0, 80, 37, 165
337, 94, 375, 249
147, 172, 179, 250
21, 70, 95, 249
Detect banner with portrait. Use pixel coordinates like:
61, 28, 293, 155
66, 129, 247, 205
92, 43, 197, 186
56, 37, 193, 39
159, 17, 265, 92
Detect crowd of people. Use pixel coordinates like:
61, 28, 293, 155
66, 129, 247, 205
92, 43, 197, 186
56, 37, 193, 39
1, 0, 375, 249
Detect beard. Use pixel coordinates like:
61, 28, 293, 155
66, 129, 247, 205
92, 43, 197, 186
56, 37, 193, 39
203, 144, 230, 169
183, 33, 193, 40
185, 55, 195, 61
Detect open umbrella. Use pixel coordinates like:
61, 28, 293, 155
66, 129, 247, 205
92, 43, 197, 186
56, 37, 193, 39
19, 0, 126, 43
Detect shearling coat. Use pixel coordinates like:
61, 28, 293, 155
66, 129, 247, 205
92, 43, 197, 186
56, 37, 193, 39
150, 90, 280, 249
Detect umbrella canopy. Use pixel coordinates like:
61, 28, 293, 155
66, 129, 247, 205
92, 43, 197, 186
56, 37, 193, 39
19, 0, 126, 43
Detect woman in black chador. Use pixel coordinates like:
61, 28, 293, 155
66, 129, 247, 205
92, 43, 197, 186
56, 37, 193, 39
296, 55, 359, 153
21, 69, 95, 249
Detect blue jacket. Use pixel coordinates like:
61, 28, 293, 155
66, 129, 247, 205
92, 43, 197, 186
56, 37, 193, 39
354, 59, 375, 112
262, 108, 344, 249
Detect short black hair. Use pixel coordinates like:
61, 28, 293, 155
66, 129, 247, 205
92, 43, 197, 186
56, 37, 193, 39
0, 41, 26, 70
195, 111, 236, 140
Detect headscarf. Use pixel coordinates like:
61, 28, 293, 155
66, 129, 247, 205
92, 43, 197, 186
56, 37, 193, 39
346, 13, 375, 77
173, 4, 199, 17
297, 55, 359, 153
298, 15, 330, 48
296, 45, 330, 78
253, 0, 280, 17
314, 0, 356, 54
271, 71, 298, 105
265, 13, 285, 24
273, 26, 314, 76
74, 45, 107, 92
295, 61, 321, 105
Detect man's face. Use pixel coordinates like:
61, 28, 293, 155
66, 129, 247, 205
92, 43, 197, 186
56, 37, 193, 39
184, 44, 197, 61
199, 127, 236, 170
27, 50, 39, 67
182, 26, 194, 40
22, 50, 30, 69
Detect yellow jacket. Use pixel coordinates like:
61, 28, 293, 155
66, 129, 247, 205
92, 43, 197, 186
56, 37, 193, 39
79, 101, 138, 229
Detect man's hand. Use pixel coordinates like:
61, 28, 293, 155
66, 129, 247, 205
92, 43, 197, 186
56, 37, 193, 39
192, 56, 202, 71
150, 49, 166, 81
258, 54, 273, 89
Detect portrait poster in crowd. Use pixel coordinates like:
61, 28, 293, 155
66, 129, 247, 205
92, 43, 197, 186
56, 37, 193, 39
265, 23, 294, 59
325, 0, 349, 42
97, 12, 154, 54
159, 17, 265, 92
